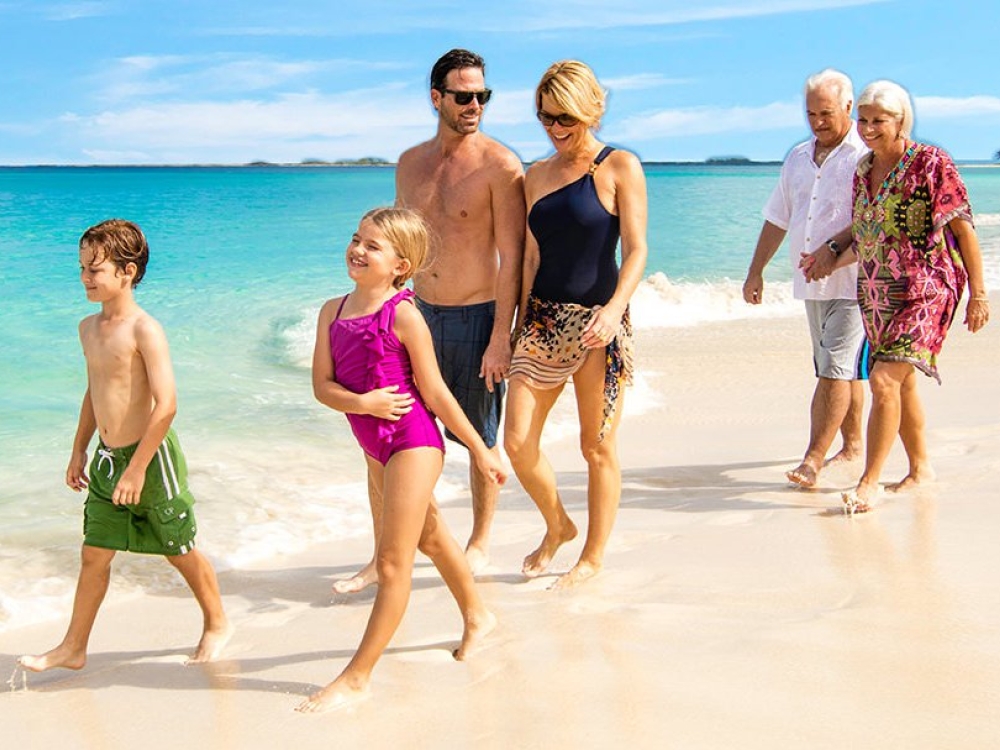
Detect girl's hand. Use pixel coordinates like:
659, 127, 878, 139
363, 385, 415, 420
66, 451, 89, 492
581, 305, 623, 350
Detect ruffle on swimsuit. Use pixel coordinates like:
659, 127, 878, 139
509, 293, 634, 441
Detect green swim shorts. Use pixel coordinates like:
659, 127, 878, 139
83, 429, 198, 556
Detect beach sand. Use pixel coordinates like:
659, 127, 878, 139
3, 298, 999, 749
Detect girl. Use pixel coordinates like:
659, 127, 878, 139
298, 207, 505, 713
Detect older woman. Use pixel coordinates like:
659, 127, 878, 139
504, 61, 647, 586
844, 80, 990, 513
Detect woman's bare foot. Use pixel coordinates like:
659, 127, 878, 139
550, 560, 602, 590
17, 643, 87, 673
333, 561, 378, 595
187, 621, 235, 664
453, 609, 497, 661
842, 483, 882, 515
786, 462, 818, 488
522, 521, 578, 578
295, 674, 371, 714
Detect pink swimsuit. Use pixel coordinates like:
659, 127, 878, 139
330, 288, 444, 465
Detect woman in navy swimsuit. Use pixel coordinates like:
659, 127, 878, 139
505, 61, 648, 588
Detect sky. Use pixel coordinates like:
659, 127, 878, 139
1, 0, 998, 165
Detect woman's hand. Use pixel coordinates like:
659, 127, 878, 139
965, 296, 990, 333
581, 304, 623, 349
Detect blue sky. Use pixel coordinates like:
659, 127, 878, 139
1, 0, 997, 164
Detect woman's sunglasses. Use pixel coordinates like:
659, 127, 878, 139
536, 110, 579, 128
440, 88, 492, 106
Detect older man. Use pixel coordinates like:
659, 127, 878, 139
743, 68, 869, 488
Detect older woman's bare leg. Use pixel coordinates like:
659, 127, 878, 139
552, 349, 625, 588
504, 378, 578, 577
889, 368, 936, 491
843, 361, 912, 513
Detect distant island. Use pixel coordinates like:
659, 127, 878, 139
246, 157, 393, 167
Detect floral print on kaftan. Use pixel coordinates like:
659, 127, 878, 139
851, 143, 971, 383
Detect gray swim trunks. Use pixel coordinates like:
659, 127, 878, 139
805, 298, 870, 380
415, 296, 503, 449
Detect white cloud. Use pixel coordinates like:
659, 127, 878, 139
613, 101, 802, 141
603, 73, 689, 92
43, 1, 110, 21
916, 95, 1000, 119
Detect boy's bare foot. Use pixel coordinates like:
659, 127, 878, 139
333, 561, 378, 594
550, 560, 601, 590
296, 675, 371, 714
453, 609, 497, 661
786, 463, 818, 488
522, 521, 578, 578
17, 644, 87, 673
887, 468, 936, 493
464, 544, 489, 576
187, 621, 235, 664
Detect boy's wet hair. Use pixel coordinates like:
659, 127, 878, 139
80, 219, 150, 286
362, 207, 430, 289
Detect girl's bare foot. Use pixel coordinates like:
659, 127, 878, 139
887, 468, 936, 493
842, 483, 881, 515
522, 521, 577, 578
296, 674, 371, 714
453, 609, 497, 661
17, 644, 87, 673
333, 561, 378, 594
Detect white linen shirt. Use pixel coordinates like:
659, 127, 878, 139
763, 127, 868, 300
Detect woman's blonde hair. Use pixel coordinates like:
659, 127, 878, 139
535, 60, 606, 128
857, 79, 914, 139
361, 207, 430, 289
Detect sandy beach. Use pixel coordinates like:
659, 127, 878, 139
3, 297, 999, 750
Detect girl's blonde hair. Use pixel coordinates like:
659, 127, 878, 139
362, 207, 430, 289
535, 60, 606, 128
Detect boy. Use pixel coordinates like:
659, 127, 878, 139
19, 219, 232, 672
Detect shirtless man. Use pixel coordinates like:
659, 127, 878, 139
332, 51, 522, 592
19, 219, 231, 672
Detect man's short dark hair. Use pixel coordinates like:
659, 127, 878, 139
430, 49, 485, 91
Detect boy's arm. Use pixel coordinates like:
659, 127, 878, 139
113, 315, 177, 505
66, 388, 97, 492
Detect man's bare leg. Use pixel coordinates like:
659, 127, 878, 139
18, 545, 115, 672
333, 466, 383, 594
167, 548, 233, 664
826, 379, 865, 468
464, 446, 499, 574
787, 376, 853, 487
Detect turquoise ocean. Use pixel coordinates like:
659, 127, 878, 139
2, 164, 998, 634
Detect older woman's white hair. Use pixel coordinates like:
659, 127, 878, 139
804, 68, 853, 108
857, 80, 914, 139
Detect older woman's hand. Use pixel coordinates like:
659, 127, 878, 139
965, 296, 990, 333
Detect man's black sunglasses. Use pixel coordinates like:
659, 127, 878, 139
440, 88, 492, 106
